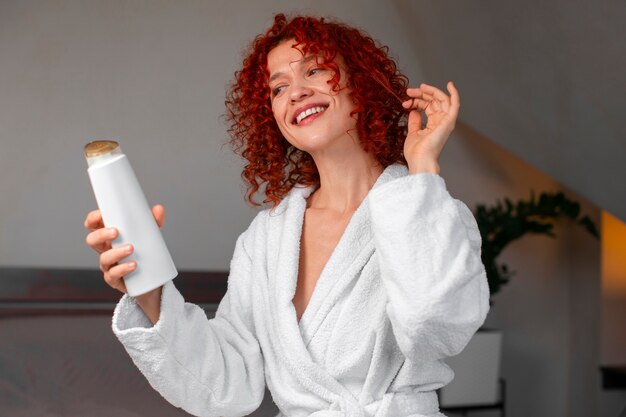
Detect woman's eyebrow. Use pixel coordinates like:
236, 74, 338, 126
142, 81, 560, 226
268, 55, 318, 84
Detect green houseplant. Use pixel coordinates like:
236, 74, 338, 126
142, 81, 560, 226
474, 191, 600, 300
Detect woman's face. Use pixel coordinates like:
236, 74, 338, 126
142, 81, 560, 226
267, 40, 357, 153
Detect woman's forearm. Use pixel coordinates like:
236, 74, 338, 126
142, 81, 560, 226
134, 286, 163, 325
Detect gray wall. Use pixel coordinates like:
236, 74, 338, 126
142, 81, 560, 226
0, 1, 622, 417
393, 0, 626, 222
0, 0, 424, 270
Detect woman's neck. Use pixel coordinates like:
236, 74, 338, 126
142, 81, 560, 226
307, 148, 384, 214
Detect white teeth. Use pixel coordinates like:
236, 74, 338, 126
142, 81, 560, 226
296, 106, 326, 124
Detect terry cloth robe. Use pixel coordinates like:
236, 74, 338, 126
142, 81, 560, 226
112, 163, 490, 417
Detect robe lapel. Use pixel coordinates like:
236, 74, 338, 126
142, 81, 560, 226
298, 198, 375, 346
267, 184, 362, 412
264, 164, 408, 415
298, 163, 408, 345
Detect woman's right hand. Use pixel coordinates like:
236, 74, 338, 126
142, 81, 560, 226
84, 205, 166, 294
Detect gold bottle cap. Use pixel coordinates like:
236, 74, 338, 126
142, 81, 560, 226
84, 140, 120, 158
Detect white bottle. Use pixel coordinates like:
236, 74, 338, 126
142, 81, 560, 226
85, 140, 177, 297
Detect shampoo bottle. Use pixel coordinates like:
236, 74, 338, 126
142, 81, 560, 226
85, 140, 177, 296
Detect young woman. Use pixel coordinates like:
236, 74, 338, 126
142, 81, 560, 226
84, 14, 489, 417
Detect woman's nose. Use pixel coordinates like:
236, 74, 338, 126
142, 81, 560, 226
289, 83, 313, 103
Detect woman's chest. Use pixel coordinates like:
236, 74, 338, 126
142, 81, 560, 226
292, 208, 354, 321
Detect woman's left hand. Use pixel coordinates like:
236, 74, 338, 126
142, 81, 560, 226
402, 81, 460, 175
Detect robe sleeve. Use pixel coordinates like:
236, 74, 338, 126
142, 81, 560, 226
368, 172, 490, 364
111, 229, 265, 417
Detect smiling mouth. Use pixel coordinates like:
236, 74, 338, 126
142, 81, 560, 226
294, 105, 328, 125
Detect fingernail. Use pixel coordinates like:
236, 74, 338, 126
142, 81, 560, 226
123, 244, 132, 253
128, 261, 136, 269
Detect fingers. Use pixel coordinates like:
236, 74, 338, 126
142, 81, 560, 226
100, 245, 135, 293
418, 83, 450, 102
402, 82, 459, 113
85, 203, 165, 253
403, 95, 443, 116
84, 209, 104, 231
103, 261, 134, 293
85, 227, 118, 254
99, 244, 134, 272
447, 81, 461, 118
84, 205, 163, 294
405, 86, 433, 98
402, 96, 432, 110
407, 108, 424, 133
85, 205, 166, 230
152, 204, 165, 229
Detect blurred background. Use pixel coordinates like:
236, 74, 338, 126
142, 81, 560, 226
0, 0, 624, 416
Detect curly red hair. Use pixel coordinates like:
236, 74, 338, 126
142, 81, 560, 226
225, 14, 409, 207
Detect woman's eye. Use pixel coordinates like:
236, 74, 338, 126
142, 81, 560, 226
307, 67, 324, 76
271, 85, 286, 97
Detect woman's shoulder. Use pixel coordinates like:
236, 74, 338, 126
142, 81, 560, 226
237, 195, 288, 241
377, 163, 409, 182
263, 183, 317, 216
244, 163, 409, 227
238, 182, 313, 242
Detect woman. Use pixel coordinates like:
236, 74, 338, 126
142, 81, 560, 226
84, 14, 489, 417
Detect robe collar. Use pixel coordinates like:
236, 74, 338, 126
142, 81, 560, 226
265, 163, 408, 414
274, 162, 408, 335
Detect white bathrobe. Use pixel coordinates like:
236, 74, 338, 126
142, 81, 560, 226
112, 164, 490, 417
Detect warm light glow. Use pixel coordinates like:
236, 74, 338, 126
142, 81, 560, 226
601, 211, 626, 296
